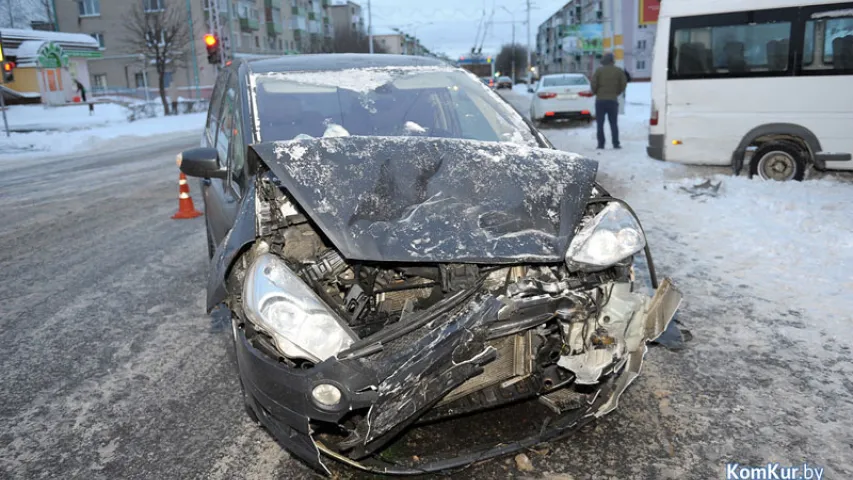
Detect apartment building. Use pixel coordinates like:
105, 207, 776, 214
373, 30, 427, 56
329, 1, 364, 40
53, 0, 333, 96
536, 0, 657, 80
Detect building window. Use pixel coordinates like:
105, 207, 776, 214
146, 30, 166, 47
637, 39, 646, 50
255, 36, 260, 48
90, 32, 105, 49
144, 0, 165, 12
92, 74, 107, 89
78, 0, 100, 16
135, 72, 147, 88
636, 59, 646, 70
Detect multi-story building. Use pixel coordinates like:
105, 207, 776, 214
52, 0, 333, 97
373, 30, 426, 56
329, 1, 364, 40
536, 0, 657, 80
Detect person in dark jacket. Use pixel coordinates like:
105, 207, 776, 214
591, 53, 627, 149
75, 79, 94, 115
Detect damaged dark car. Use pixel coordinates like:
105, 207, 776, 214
178, 54, 683, 475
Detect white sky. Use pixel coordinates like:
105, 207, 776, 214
366, 0, 572, 58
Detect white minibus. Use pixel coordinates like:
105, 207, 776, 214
647, 0, 853, 181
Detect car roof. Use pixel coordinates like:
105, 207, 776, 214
543, 73, 586, 78
245, 53, 448, 74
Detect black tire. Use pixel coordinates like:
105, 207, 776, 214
749, 142, 807, 182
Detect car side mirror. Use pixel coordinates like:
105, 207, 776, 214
177, 147, 227, 179
527, 87, 534, 93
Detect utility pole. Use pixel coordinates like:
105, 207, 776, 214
511, 22, 515, 83
185, 0, 200, 99
368, 0, 373, 54
500, 6, 516, 82
526, 0, 531, 82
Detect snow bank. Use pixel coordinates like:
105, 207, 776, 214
0, 112, 207, 160
3, 103, 129, 131
512, 84, 532, 97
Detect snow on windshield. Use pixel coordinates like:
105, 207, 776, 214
251, 67, 538, 148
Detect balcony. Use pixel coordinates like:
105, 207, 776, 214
308, 12, 315, 20
321, 0, 329, 6
240, 17, 260, 31
264, 0, 281, 7
266, 21, 283, 35
291, 6, 300, 15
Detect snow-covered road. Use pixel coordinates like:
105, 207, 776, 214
498, 85, 853, 478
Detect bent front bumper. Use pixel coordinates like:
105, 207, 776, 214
235, 278, 682, 475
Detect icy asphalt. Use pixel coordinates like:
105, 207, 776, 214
1, 91, 852, 480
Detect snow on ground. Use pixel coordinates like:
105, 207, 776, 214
3, 103, 130, 132
501, 83, 853, 476
511, 83, 532, 96
0, 110, 206, 161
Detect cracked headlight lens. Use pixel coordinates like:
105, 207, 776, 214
566, 202, 646, 271
243, 253, 355, 362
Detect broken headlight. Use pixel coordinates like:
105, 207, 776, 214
243, 253, 356, 363
565, 202, 646, 271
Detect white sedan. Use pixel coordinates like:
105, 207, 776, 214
529, 74, 595, 124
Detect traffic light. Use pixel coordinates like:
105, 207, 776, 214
204, 34, 220, 64
2, 61, 14, 83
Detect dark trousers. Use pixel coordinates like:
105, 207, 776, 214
595, 99, 620, 148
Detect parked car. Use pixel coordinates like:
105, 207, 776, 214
496, 75, 513, 89
177, 53, 681, 475
530, 73, 595, 124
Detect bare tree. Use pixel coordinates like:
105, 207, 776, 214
496, 43, 529, 80
122, 0, 193, 114
332, 31, 387, 54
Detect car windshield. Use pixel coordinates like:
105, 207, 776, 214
542, 75, 588, 86
252, 67, 537, 147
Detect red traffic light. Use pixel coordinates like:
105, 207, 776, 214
204, 34, 217, 47
3, 62, 13, 71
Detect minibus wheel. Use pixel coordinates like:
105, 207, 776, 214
750, 142, 806, 182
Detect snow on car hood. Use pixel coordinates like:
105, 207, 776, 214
252, 136, 598, 263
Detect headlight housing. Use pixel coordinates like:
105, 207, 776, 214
565, 202, 646, 271
242, 253, 356, 363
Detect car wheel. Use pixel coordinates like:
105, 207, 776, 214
750, 142, 807, 182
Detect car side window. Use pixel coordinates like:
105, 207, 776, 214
216, 75, 246, 196
205, 72, 229, 147
226, 78, 246, 193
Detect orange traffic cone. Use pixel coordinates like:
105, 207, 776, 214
172, 172, 203, 219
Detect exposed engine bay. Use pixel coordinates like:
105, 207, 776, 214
222, 172, 682, 474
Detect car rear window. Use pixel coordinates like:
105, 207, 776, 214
252, 68, 537, 147
542, 76, 589, 86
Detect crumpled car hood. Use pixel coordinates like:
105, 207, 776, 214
251, 136, 598, 263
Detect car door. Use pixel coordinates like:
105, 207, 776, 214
201, 71, 229, 243
206, 72, 245, 243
